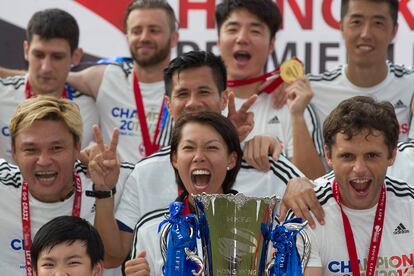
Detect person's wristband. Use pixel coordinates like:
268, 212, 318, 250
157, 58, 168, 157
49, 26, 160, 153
86, 184, 116, 198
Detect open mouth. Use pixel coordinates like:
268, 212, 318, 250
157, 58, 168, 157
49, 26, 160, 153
191, 169, 211, 192
34, 171, 58, 184
350, 178, 371, 196
233, 51, 251, 65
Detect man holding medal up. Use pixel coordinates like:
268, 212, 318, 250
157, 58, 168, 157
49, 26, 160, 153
301, 96, 414, 276
215, 0, 325, 179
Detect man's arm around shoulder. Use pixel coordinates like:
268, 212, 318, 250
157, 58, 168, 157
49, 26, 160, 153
68, 65, 107, 98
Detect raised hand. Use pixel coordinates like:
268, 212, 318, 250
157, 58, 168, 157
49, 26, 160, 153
227, 91, 256, 141
88, 125, 120, 191
286, 77, 313, 116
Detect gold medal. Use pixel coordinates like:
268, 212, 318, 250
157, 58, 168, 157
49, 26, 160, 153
280, 59, 304, 84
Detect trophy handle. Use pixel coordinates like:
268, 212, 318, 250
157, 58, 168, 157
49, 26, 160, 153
285, 222, 311, 271
160, 223, 203, 275
159, 223, 171, 265
265, 257, 275, 276
184, 248, 204, 275
264, 221, 311, 275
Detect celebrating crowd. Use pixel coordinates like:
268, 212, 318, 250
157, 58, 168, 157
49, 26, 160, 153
0, 0, 413, 275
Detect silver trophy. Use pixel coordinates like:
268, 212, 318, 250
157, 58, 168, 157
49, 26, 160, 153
193, 193, 277, 276
160, 193, 311, 275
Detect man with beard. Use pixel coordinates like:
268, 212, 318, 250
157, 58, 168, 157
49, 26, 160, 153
68, 0, 179, 162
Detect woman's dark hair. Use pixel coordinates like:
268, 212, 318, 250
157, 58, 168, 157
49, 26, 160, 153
170, 111, 242, 194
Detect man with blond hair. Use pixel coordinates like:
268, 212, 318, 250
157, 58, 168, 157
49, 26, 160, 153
0, 95, 132, 275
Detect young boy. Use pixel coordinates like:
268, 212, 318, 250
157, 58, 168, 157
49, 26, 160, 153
31, 216, 104, 276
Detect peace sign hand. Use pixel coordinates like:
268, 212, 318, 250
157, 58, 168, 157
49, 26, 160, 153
88, 125, 120, 192
227, 91, 256, 141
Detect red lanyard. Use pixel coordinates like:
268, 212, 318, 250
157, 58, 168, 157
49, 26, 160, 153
332, 179, 386, 276
21, 172, 82, 276
24, 81, 68, 99
227, 67, 283, 94
132, 70, 164, 156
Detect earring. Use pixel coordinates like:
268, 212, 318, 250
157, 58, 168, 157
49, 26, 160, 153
226, 166, 230, 171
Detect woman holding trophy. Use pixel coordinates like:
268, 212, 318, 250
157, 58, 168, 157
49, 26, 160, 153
125, 111, 243, 276
124, 111, 309, 276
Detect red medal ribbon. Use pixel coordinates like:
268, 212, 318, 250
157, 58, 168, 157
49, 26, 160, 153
227, 68, 282, 94
227, 68, 280, 87
132, 70, 164, 156
226, 57, 302, 94
332, 179, 386, 276
25, 81, 68, 99
21, 171, 82, 275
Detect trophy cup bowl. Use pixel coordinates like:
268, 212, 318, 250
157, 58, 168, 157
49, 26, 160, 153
193, 193, 279, 276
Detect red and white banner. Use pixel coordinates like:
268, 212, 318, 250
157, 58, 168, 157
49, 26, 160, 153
0, 0, 413, 73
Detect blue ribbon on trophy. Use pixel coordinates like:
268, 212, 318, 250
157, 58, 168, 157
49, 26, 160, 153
158, 201, 203, 276
194, 199, 213, 275
265, 217, 307, 276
